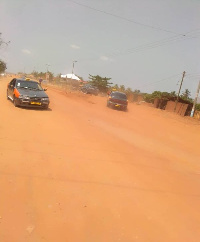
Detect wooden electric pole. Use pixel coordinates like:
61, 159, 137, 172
174, 71, 186, 112
190, 80, 200, 117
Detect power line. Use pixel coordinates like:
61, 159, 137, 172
134, 73, 182, 89
185, 73, 200, 77
69, 0, 200, 63
68, 0, 200, 62
182, 28, 200, 35
77, 29, 200, 62
105, 31, 200, 58
67, 0, 183, 35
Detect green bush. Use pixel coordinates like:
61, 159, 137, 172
195, 103, 200, 111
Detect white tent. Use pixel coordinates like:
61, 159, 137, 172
61, 74, 80, 81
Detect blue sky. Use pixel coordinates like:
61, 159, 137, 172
0, 0, 200, 96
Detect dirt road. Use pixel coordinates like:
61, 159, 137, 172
0, 77, 200, 242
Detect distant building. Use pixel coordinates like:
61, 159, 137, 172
61, 74, 80, 81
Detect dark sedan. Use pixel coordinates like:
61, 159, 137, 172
107, 91, 128, 111
7, 78, 50, 109
81, 84, 99, 96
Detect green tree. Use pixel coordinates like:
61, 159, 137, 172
48, 71, 54, 82
0, 60, 7, 73
143, 90, 180, 103
126, 87, 132, 92
119, 85, 125, 92
31, 71, 40, 79
0, 33, 9, 74
125, 87, 134, 101
181, 89, 191, 100
195, 103, 200, 111
143, 93, 153, 103
125, 87, 133, 96
31, 71, 54, 81
0, 33, 10, 48
143, 91, 164, 103
151, 91, 162, 99
39, 72, 46, 78
133, 89, 141, 93
170, 91, 176, 97
112, 84, 119, 91
89, 74, 112, 92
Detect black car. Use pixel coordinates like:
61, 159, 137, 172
107, 91, 128, 111
81, 84, 99, 96
7, 78, 50, 109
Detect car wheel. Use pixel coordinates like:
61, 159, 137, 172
123, 106, 128, 112
107, 102, 111, 108
6, 90, 9, 100
43, 105, 49, 110
13, 96, 18, 107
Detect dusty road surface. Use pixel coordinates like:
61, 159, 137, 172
0, 76, 200, 242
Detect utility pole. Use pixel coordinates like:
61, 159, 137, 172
46, 64, 50, 72
190, 80, 200, 117
46, 64, 50, 82
174, 71, 186, 112
71, 60, 77, 81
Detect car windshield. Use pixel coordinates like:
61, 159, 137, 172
16, 80, 43, 90
111, 92, 127, 99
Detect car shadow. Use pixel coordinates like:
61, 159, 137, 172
18, 106, 52, 112
114, 108, 128, 112
7, 99, 52, 111
108, 106, 128, 112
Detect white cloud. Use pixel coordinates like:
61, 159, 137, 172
70, 44, 80, 49
100, 56, 114, 62
22, 49, 31, 55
